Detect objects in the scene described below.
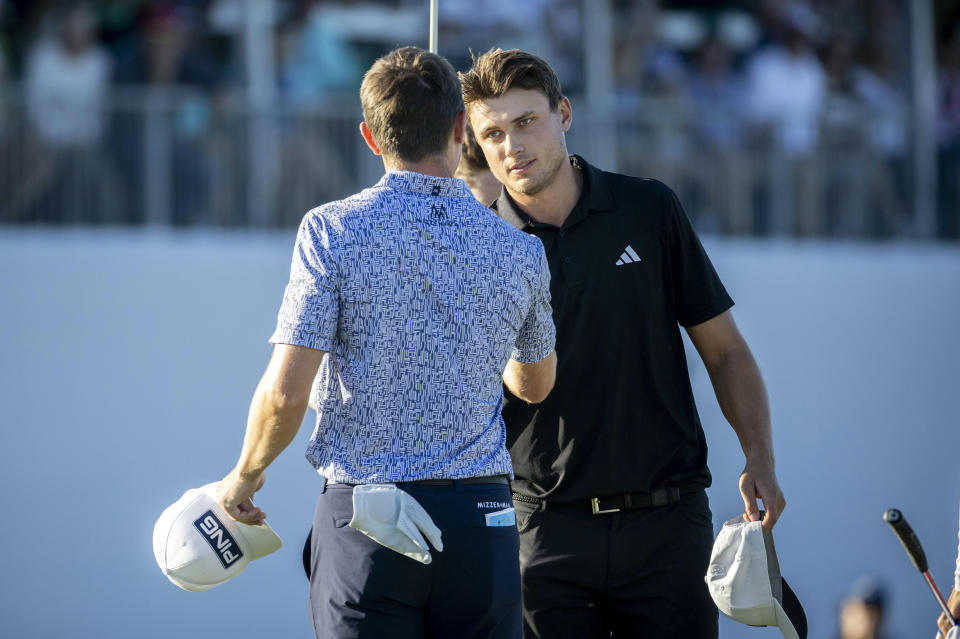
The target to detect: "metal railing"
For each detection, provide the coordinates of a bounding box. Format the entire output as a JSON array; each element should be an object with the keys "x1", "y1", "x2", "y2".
[
  {"x1": 0, "y1": 86, "x2": 375, "y2": 228},
  {"x1": 0, "y1": 85, "x2": 955, "y2": 239}
]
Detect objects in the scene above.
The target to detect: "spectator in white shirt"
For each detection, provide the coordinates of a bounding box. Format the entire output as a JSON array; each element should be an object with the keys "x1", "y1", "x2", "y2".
[
  {"x1": 25, "y1": 4, "x2": 110, "y2": 148},
  {"x1": 744, "y1": 2, "x2": 826, "y2": 157}
]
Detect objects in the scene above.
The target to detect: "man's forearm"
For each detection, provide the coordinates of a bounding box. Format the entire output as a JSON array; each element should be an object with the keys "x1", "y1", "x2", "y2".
[
  {"x1": 233, "y1": 344, "x2": 324, "y2": 478},
  {"x1": 688, "y1": 312, "x2": 783, "y2": 527},
  {"x1": 218, "y1": 344, "x2": 323, "y2": 523},
  {"x1": 235, "y1": 380, "x2": 309, "y2": 478},
  {"x1": 705, "y1": 343, "x2": 774, "y2": 465},
  {"x1": 503, "y1": 351, "x2": 557, "y2": 404}
]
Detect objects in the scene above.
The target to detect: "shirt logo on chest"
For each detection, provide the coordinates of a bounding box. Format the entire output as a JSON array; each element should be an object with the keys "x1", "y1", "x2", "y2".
[{"x1": 615, "y1": 245, "x2": 642, "y2": 266}]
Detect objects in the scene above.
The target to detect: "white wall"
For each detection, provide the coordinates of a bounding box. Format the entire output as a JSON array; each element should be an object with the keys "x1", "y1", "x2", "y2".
[{"x1": 1, "y1": 229, "x2": 957, "y2": 638}]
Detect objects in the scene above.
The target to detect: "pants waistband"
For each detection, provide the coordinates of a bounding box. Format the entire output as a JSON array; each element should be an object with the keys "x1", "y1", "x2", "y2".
[
  {"x1": 328, "y1": 475, "x2": 510, "y2": 488},
  {"x1": 513, "y1": 483, "x2": 703, "y2": 515}
]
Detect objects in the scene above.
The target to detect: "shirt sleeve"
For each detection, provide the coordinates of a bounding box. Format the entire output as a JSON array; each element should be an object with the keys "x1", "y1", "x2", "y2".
[
  {"x1": 660, "y1": 185, "x2": 734, "y2": 327},
  {"x1": 511, "y1": 242, "x2": 556, "y2": 363},
  {"x1": 269, "y1": 212, "x2": 340, "y2": 351}
]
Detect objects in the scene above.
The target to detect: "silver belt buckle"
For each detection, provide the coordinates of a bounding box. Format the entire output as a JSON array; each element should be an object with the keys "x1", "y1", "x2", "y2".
[{"x1": 590, "y1": 497, "x2": 620, "y2": 514}]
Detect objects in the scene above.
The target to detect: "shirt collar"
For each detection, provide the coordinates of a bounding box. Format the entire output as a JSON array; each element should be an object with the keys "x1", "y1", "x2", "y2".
[
  {"x1": 378, "y1": 170, "x2": 473, "y2": 199},
  {"x1": 493, "y1": 155, "x2": 616, "y2": 230}
]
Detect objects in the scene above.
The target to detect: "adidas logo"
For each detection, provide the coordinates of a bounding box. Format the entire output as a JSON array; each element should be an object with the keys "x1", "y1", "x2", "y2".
[{"x1": 615, "y1": 245, "x2": 642, "y2": 266}]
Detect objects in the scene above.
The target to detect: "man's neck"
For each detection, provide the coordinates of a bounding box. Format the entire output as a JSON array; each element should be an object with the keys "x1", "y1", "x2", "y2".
[
  {"x1": 384, "y1": 156, "x2": 454, "y2": 179},
  {"x1": 508, "y1": 158, "x2": 582, "y2": 228}
]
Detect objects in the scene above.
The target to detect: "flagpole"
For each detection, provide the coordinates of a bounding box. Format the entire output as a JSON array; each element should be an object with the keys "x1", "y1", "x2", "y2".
[{"x1": 429, "y1": 0, "x2": 438, "y2": 53}]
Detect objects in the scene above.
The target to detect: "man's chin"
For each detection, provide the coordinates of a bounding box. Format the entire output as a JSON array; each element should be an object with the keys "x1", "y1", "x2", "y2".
[{"x1": 508, "y1": 175, "x2": 547, "y2": 197}]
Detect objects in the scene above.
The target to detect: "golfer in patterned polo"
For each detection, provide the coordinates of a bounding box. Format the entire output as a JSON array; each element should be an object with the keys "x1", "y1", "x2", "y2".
[{"x1": 215, "y1": 46, "x2": 557, "y2": 639}]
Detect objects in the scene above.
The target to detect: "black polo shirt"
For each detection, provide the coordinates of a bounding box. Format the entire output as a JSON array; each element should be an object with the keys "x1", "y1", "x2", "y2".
[{"x1": 494, "y1": 155, "x2": 733, "y2": 503}]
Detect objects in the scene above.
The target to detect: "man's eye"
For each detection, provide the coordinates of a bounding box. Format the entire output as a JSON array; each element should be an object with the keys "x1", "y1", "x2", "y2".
[
  {"x1": 519, "y1": 118, "x2": 533, "y2": 127},
  {"x1": 487, "y1": 131, "x2": 503, "y2": 140}
]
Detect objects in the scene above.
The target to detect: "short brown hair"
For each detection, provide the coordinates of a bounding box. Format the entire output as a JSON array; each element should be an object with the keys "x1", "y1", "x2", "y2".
[
  {"x1": 360, "y1": 46, "x2": 464, "y2": 162},
  {"x1": 459, "y1": 121, "x2": 489, "y2": 172},
  {"x1": 459, "y1": 48, "x2": 564, "y2": 112}
]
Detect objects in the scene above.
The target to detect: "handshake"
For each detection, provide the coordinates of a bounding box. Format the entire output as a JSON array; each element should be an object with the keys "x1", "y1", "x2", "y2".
[{"x1": 349, "y1": 484, "x2": 444, "y2": 564}]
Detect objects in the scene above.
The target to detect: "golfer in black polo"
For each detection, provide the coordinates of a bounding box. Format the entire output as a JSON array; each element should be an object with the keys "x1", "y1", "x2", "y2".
[{"x1": 460, "y1": 49, "x2": 787, "y2": 638}]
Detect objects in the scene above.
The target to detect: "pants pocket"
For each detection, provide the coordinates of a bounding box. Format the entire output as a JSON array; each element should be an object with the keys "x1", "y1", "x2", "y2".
[
  {"x1": 513, "y1": 497, "x2": 543, "y2": 534},
  {"x1": 675, "y1": 489, "x2": 713, "y2": 531}
]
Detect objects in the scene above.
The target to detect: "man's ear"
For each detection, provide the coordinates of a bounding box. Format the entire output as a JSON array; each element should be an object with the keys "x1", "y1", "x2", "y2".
[
  {"x1": 452, "y1": 110, "x2": 466, "y2": 145},
  {"x1": 359, "y1": 122, "x2": 382, "y2": 156},
  {"x1": 558, "y1": 97, "x2": 573, "y2": 132}
]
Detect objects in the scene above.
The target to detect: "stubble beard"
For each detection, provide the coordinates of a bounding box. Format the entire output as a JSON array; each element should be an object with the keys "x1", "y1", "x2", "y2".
[{"x1": 508, "y1": 142, "x2": 568, "y2": 197}]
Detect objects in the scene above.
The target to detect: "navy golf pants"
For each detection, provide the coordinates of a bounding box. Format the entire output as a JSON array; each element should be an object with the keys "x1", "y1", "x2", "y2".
[
  {"x1": 515, "y1": 489, "x2": 718, "y2": 639},
  {"x1": 307, "y1": 480, "x2": 522, "y2": 639}
]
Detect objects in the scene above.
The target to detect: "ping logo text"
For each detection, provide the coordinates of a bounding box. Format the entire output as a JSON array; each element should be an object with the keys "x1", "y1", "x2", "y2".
[{"x1": 193, "y1": 510, "x2": 244, "y2": 568}]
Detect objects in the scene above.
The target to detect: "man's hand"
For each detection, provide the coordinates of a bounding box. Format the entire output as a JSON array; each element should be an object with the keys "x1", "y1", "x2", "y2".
[
  {"x1": 739, "y1": 462, "x2": 786, "y2": 532},
  {"x1": 217, "y1": 468, "x2": 267, "y2": 525},
  {"x1": 937, "y1": 588, "x2": 960, "y2": 637}
]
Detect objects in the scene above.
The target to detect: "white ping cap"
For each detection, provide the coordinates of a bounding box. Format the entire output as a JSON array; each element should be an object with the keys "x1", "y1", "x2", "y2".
[
  {"x1": 153, "y1": 482, "x2": 282, "y2": 592},
  {"x1": 705, "y1": 515, "x2": 807, "y2": 639}
]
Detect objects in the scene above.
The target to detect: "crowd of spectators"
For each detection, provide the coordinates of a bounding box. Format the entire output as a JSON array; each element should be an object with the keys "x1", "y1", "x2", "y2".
[{"x1": 0, "y1": 0, "x2": 956, "y2": 238}]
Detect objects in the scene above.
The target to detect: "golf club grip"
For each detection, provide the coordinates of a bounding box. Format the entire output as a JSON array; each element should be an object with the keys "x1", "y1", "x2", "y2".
[{"x1": 884, "y1": 508, "x2": 929, "y2": 572}]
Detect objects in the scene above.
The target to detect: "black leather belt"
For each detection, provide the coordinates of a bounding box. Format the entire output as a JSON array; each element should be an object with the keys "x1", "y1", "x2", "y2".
[{"x1": 513, "y1": 484, "x2": 701, "y2": 515}]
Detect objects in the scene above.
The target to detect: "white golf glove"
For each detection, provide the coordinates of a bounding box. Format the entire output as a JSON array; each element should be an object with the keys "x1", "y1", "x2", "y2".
[
  {"x1": 945, "y1": 626, "x2": 959, "y2": 639},
  {"x1": 348, "y1": 484, "x2": 443, "y2": 564}
]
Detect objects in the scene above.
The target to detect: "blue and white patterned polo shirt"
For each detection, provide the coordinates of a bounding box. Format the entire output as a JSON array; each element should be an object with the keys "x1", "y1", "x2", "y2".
[{"x1": 270, "y1": 170, "x2": 555, "y2": 483}]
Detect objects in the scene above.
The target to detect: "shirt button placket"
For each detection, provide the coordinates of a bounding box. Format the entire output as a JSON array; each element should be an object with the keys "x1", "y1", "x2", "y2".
[{"x1": 557, "y1": 229, "x2": 573, "y2": 279}]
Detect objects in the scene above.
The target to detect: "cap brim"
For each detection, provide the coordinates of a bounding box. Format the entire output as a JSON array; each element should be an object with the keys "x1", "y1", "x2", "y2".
[
  {"x1": 236, "y1": 519, "x2": 282, "y2": 559},
  {"x1": 773, "y1": 579, "x2": 807, "y2": 639}
]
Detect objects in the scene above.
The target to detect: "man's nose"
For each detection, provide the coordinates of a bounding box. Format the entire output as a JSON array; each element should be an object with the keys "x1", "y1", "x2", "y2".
[{"x1": 504, "y1": 135, "x2": 524, "y2": 157}]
